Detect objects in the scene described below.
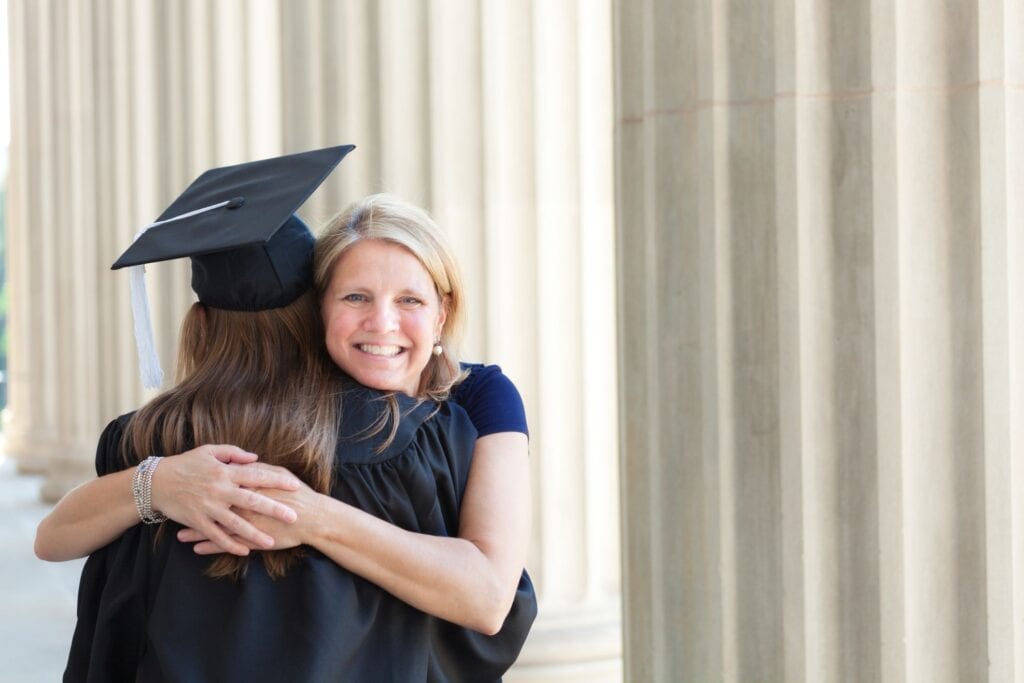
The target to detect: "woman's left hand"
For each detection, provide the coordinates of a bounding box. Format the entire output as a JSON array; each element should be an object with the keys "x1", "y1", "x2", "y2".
[{"x1": 177, "y1": 483, "x2": 325, "y2": 554}]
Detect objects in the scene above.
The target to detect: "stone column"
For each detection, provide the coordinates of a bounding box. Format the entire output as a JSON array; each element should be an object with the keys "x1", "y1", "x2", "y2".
[
  {"x1": 7, "y1": 0, "x2": 287, "y2": 499},
  {"x1": 3, "y1": 0, "x2": 42, "y2": 473},
  {"x1": 486, "y1": 2, "x2": 621, "y2": 678},
  {"x1": 6, "y1": 0, "x2": 116, "y2": 491},
  {"x1": 615, "y1": 1, "x2": 1023, "y2": 681}
]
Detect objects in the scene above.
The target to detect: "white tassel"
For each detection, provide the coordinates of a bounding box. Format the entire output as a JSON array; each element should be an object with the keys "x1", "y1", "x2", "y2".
[
  {"x1": 129, "y1": 264, "x2": 163, "y2": 389},
  {"x1": 121, "y1": 199, "x2": 233, "y2": 390}
]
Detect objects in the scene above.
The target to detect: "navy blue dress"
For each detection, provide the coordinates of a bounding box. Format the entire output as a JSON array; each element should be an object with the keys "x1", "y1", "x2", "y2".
[
  {"x1": 64, "y1": 378, "x2": 536, "y2": 682},
  {"x1": 449, "y1": 364, "x2": 529, "y2": 439}
]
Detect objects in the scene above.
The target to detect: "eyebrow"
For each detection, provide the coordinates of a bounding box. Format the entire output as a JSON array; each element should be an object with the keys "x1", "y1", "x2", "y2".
[{"x1": 332, "y1": 282, "x2": 433, "y2": 298}]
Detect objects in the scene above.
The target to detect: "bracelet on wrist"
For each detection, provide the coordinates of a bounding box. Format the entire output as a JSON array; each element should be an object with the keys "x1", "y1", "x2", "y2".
[{"x1": 132, "y1": 455, "x2": 168, "y2": 524}]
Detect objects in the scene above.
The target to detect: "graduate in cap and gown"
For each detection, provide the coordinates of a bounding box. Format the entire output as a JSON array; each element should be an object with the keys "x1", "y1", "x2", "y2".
[{"x1": 34, "y1": 146, "x2": 536, "y2": 682}]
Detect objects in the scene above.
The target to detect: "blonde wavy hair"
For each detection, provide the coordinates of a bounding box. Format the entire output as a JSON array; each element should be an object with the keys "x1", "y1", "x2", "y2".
[
  {"x1": 314, "y1": 193, "x2": 469, "y2": 402},
  {"x1": 123, "y1": 291, "x2": 340, "y2": 580}
]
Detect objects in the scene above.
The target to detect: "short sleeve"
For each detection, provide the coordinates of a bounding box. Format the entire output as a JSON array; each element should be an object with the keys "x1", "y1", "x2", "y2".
[
  {"x1": 450, "y1": 363, "x2": 529, "y2": 438},
  {"x1": 94, "y1": 414, "x2": 135, "y2": 476}
]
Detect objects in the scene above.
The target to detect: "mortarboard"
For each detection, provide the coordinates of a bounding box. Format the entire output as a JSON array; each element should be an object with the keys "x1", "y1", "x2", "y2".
[{"x1": 113, "y1": 144, "x2": 355, "y2": 388}]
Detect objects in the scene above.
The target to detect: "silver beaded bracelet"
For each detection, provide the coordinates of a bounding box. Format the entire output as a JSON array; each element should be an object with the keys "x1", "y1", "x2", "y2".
[{"x1": 132, "y1": 455, "x2": 168, "y2": 524}]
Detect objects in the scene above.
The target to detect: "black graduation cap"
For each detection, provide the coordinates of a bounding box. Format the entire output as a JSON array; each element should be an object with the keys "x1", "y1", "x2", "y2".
[
  {"x1": 113, "y1": 144, "x2": 355, "y2": 388},
  {"x1": 113, "y1": 144, "x2": 354, "y2": 310}
]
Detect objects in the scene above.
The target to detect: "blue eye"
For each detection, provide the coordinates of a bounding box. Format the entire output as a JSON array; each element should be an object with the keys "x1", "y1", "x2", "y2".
[
  {"x1": 342, "y1": 293, "x2": 368, "y2": 303},
  {"x1": 399, "y1": 296, "x2": 423, "y2": 306}
]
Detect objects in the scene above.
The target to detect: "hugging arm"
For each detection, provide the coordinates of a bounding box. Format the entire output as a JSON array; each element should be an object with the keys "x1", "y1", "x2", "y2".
[
  {"x1": 35, "y1": 419, "x2": 305, "y2": 561},
  {"x1": 317, "y1": 430, "x2": 530, "y2": 634},
  {"x1": 179, "y1": 431, "x2": 531, "y2": 635},
  {"x1": 178, "y1": 366, "x2": 533, "y2": 633}
]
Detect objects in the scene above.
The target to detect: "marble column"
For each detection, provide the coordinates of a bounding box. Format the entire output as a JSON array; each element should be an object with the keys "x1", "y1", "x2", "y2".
[{"x1": 615, "y1": 0, "x2": 1024, "y2": 681}]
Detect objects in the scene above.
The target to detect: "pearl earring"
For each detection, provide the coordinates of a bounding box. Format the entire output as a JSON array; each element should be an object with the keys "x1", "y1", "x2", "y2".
[{"x1": 432, "y1": 342, "x2": 443, "y2": 356}]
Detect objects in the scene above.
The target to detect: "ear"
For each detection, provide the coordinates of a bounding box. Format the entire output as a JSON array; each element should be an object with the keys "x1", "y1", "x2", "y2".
[{"x1": 435, "y1": 294, "x2": 449, "y2": 337}]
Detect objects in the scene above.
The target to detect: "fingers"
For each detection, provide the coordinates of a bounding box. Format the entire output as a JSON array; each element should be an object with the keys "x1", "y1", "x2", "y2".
[
  {"x1": 212, "y1": 508, "x2": 275, "y2": 550},
  {"x1": 229, "y1": 488, "x2": 297, "y2": 524},
  {"x1": 231, "y1": 463, "x2": 301, "y2": 492},
  {"x1": 191, "y1": 532, "x2": 260, "y2": 557},
  {"x1": 176, "y1": 528, "x2": 258, "y2": 557},
  {"x1": 190, "y1": 507, "x2": 264, "y2": 556},
  {"x1": 193, "y1": 540, "x2": 243, "y2": 555},
  {"x1": 177, "y1": 526, "x2": 262, "y2": 556},
  {"x1": 177, "y1": 528, "x2": 207, "y2": 543},
  {"x1": 205, "y1": 445, "x2": 259, "y2": 465},
  {"x1": 196, "y1": 521, "x2": 252, "y2": 557}
]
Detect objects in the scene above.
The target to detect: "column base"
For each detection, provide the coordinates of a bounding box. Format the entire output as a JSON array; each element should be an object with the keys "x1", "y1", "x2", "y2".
[
  {"x1": 507, "y1": 603, "x2": 622, "y2": 682},
  {"x1": 39, "y1": 459, "x2": 95, "y2": 503},
  {"x1": 4, "y1": 421, "x2": 61, "y2": 476}
]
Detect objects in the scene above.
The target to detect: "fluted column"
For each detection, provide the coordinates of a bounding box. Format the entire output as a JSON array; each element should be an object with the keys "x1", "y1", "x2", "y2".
[
  {"x1": 615, "y1": 0, "x2": 1023, "y2": 681},
  {"x1": 3, "y1": 0, "x2": 43, "y2": 472},
  {"x1": 9, "y1": 1, "x2": 621, "y2": 678},
  {"x1": 6, "y1": 0, "x2": 59, "y2": 476},
  {"x1": 6, "y1": 0, "x2": 114, "y2": 490},
  {"x1": 491, "y1": 2, "x2": 621, "y2": 678},
  {"x1": 6, "y1": 0, "x2": 290, "y2": 499}
]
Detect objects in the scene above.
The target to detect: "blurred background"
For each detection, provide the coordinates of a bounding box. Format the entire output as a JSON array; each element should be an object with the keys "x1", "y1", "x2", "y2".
[{"x1": 4, "y1": 1, "x2": 1024, "y2": 682}]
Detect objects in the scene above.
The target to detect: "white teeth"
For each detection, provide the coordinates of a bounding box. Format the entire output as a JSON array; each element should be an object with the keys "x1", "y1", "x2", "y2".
[{"x1": 358, "y1": 344, "x2": 402, "y2": 357}]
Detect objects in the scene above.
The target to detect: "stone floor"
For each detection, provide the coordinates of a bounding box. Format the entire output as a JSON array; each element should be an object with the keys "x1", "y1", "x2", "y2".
[{"x1": 0, "y1": 455, "x2": 84, "y2": 682}]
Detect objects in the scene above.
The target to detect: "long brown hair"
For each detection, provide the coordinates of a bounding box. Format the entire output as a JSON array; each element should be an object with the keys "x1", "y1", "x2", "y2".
[{"x1": 123, "y1": 290, "x2": 340, "y2": 580}]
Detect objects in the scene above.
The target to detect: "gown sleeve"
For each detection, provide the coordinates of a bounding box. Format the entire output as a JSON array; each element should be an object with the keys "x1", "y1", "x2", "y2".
[
  {"x1": 428, "y1": 571, "x2": 538, "y2": 682},
  {"x1": 64, "y1": 414, "x2": 153, "y2": 683}
]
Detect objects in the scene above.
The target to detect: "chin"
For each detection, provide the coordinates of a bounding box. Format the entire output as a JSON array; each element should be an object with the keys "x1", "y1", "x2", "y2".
[{"x1": 346, "y1": 368, "x2": 403, "y2": 394}]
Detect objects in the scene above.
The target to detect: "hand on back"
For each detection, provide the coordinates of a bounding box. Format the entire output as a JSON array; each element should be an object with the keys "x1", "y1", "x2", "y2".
[
  {"x1": 152, "y1": 445, "x2": 302, "y2": 556},
  {"x1": 176, "y1": 482, "x2": 324, "y2": 554}
]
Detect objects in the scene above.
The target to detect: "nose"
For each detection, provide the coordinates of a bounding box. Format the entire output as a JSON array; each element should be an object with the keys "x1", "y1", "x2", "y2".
[{"x1": 363, "y1": 300, "x2": 399, "y2": 333}]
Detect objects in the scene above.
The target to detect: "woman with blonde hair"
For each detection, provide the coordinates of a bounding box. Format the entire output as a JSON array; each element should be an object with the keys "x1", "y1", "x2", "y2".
[
  {"x1": 179, "y1": 192, "x2": 536, "y2": 675},
  {"x1": 312, "y1": 194, "x2": 534, "y2": 634}
]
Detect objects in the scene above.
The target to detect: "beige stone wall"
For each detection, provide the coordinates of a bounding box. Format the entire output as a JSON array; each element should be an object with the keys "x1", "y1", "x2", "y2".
[
  {"x1": 615, "y1": 0, "x2": 1023, "y2": 681},
  {"x1": 7, "y1": 1, "x2": 620, "y2": 678}
]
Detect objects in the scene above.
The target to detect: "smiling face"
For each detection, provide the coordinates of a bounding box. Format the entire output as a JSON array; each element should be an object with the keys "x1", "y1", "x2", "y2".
[{"x1": 321, "y1": 239, "x2": 447, "y2": 396}]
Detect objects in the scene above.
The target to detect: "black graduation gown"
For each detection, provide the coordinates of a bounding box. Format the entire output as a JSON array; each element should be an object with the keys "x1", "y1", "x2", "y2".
[{"x1": 64, "y1": 386, "x2": 537, "y2": 682}]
